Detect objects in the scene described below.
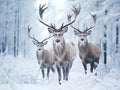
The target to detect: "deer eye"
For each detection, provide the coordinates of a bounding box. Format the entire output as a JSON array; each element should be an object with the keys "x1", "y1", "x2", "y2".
[
  {"x1": 54, "y1": 34, "x2": 57, "y2": 36},
  {"x1": 37, "y1": 44, "x2": 39, "y2": 46},
  {"x1": 38, "y1": 44, "x2": 43, "y2": 47},
  {"x1": 59, "y1": 34, "x2": 63, "y2": 36},
  {"x1": 83, "y1": 34, "x2": 87, "y2": 37},
  {"x1": 78, "y1": 34, "x2": 82, "y2": 37},
  {"x1": 42, "y1": 44, "x2": 44, "y2": 47},
  {"x1": 38, "y1": 48, "x2": 41, "y2": 51}
]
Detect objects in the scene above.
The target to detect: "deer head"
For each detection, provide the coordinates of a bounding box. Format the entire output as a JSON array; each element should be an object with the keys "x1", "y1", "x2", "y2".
[
  {"x1": 38, "y1": 4, "x2": 81, "y2": 46},
  {"x1": 68, "y1": 14, "x2": 96, "y2": 45},
  {"x1": 28, "y1": 25, "x2": 53, "y2": 51}
]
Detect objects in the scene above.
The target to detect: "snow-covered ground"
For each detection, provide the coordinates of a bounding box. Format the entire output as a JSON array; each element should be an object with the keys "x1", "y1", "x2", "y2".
[
  {"x1": 0, "y1": 55, "x2": 120, "y2": 90},
  {"x1": 0, "y1": 0, "x2": 120, "y2": 90}
]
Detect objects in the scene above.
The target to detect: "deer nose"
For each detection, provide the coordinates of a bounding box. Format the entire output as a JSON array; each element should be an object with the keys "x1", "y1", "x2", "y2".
[
  {"x1": 56, "y1": 39, "x2": 60, "y2": 43},
  {"x1": 81, "y1": 38, "x2": 84, "y2": 41},
  {"x1": 38, "y1": 48, "x2": 41, "y2": 51}
]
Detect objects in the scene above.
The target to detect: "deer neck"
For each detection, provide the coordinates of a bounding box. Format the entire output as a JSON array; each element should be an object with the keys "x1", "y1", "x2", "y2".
[
  {"x1": 78, "y1": 40, "x2": 89, "y2": 57},
  {"x1": 53, "y1": 38, "x2": 66, "y2": 59},
  {"x1": 36, "y1": 49, "x2": 44, "y2": 60}
]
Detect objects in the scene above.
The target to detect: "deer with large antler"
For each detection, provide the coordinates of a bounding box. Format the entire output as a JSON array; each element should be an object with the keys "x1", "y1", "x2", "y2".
[
  {"x1": 68, "y1": 14, "x2": 101, "y2": 76},
  {"x1": 38, "y1": 4, "x2": 80, "y2": 84},
  {"x1": 28, "y1": 26, "x2": 55, "y2": 79}
]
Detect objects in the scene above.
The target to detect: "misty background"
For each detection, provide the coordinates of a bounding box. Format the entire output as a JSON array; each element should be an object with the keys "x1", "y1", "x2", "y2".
[{"x1": 0, "y1": 0, "x2": 120, "y2": 90}]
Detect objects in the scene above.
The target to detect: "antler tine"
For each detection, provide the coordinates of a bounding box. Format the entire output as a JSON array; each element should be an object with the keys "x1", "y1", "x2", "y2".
[
  {"x1": 67, "y1": 13, "x2": 73, "y2": 22},
  {"x1": 27, "y1": 25, "x2": 40, "y2": 43},
  {"x1": 71, "y1": 25, "x2": 82, "y2": 33},
  {"x1": 38, "y1": 4, "x2": 53, "y2": 28},
  {"x1": 38, "y1": 18, "x2": 51, "y2": 27},
  {"x1": 67, "y1": 12, "x2": 82, "y2": 33},
  {"x1": 41, "y1": 35, "x2": 53, "y2": 43},
  {"x1": 28, "y1": 25, "x2": 33, "y2": 39},
  {"x1": 72, "y1": 4, "x2": 81, "y2": 18},
  {"x1": 90, "y1": 14, "x2": 96, "y2": 24},
  {"x1": 50, "y1": 23, "x2": 56, "y2": 29},
  {"x1": 28, "y1": 25, "x2": 32, "y2": 33},
  {"x1": 61, "y1": 23, "x2": 64, "y2": 28},
  {"x1": 39, "y1": 4, "x2": 48, "y2": 19},
  {"x1": 84, "y1": 14, "x2": 96, "y2": 32},
  {"x1": 61, "y1": 4, "x2": 81, "y2": 29}
]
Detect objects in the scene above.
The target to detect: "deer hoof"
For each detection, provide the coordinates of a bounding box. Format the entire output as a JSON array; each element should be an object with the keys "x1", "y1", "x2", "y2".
[
  {"x1": 95, "y1": 73, "x2": 97, "y2": 76},
  {"x1": 66, "y1": 78, "x2": 68, "y2": 81},
  {"x1": 59, "y1": 81, "x2": 61, "y2": 85}
]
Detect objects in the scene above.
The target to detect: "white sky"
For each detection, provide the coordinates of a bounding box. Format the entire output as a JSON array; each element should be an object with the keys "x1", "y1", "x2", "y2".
[{"x1": 35, "y1": 0, "x2": 66, "y2": 9}]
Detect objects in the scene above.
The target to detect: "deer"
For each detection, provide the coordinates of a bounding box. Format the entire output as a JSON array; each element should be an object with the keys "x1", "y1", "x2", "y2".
[
  {"x1": 38, "y1": 4, "x2": 80, "y2": 84},
  {"x1": 68, "y1": 14, "x2": 101, "y2": 76},
  {"x1": 28, "y1": 25, "x2": 55, "y2": 79}
]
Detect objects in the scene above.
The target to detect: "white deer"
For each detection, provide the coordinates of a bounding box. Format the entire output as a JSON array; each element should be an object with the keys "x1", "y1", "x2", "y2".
[
  {"x1": 38, "y1": 4, "x2": 80, "y2": 84},
  {"x1": 28, "y1": 26, "x2": 55, "y2": 79},
  {"x1": 69, "y1": 14, "x2": 101, "y2": 76}
]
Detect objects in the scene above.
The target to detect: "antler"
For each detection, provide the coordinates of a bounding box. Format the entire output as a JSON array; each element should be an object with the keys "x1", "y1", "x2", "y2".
[
  {"x1": 28, "y1": 25, "x2": 53, "y2": 44},
  {"x1": 68, "y1": 13, "x2": 96, "y2": 34},
  {"x1": 71, "y1": 26, "x2": 82, "y2": 33},
  {"x1": 84, "y1": 14, "x2": 96, "y2": 33},
  {"x1": 39, "y1": 4, "x2": 48, "y2": 19},
  {"x1": 28, "y1": 25, "x2": 40, "y2": 43},
  {"x1": 38, "y1": 4, "x2": 80, "y2": 31},
  {"x1": 72, "y1": 4, "x2": 81, "y2": 18},
  {"x1": 67, "y1": 11, "x2": 82, "y2": 33},
  {"x1": 38, "y1": 4, "x2": 55, "y2": 28},
  {"x1": 61, "y1": 4, "x2": 81, "y2": 29},
  {"x1": 41, "y1": 35, "x2": 53, "y2": 44}
]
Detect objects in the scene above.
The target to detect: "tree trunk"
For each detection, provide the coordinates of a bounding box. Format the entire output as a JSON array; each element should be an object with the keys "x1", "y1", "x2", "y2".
[
  {"x1": 103, "y1": 24, "x2": 107, "y2": 65},
  {"x1": 116, "y1": 24, "x2": 119, "y2": 53}
]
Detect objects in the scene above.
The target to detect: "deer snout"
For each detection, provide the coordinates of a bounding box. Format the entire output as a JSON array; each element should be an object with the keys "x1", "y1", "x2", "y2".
[
  {"x1": 38, "y1": 48, "x2": 41, "y2": 50},
  {"x1": 81, "y1": 38, "x2": 84, "y2": 41},
  {"x1": 56, "y1": 39, "x2": 60, "y2": 43}
]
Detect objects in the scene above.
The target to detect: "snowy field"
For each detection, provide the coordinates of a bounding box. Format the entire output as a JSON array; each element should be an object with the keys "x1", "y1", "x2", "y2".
[
  {"x1": 0, "y1": 55, "x2": 120, "y2": 90},
  {"x1": 0, "y1": 0, "x2": 120, "y2": 90}
]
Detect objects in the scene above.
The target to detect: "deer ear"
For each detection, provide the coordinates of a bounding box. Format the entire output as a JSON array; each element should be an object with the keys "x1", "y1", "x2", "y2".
[
  {"x1": 74, "y1": 30, "x2": 80, "y2": 36},
  {"x1": 86, "y1": 30, "x2": 92, "y2": 36},
  {"x1": 48, "y1": 27, "x2": 54, "y2": 33},
  {"x1": 32, "y1": 40, "x2": 38, "y2": 45},
  {"x1": 62, "y1": 27, "x2": 68, "y2": 33},
  {"x1": 43, "y1": 41, "x2": 48, "y2": 45}
]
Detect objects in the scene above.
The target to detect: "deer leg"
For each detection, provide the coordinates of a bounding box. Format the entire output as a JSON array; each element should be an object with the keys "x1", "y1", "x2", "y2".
[
  {"x1": 66, "y1": 63, "x2": 70, "y2": 81},
  {"x1": 41, "y1": 69, "x2": 45, "y2": 79},
  {"x1": 94, "y1": 57, "x2": 99, "y2": 76},
  {"x1": 94, "y1": 57, "x2": 99, "y2": 69},
  {"x1": 69, "y1": 62, "x2": 73, "y2": 69},
  {"x1": 40, "y1": 66, "x2": 45, "y2": 79},
  {"x1": 90, "y1": 61, "x2": 94, "y2": 73},
  {"x1": 51, "y1": 66, "x2": 55, "y2": 73},
  {"x1": 63, "y1": 61, "x2": 69, "y2": 81},
  {"x1": 47, "y1": 68, "x2": 50, "y2": 78},
  {"x1": 62, "y1": 67, "x2": 66, "y2": 80},
  {"x1": 56, "y1": 65, "x2": 61, "y2": 85},
  {"x1": 82, "y1": 62, "x2": 87, "y2": 74}
]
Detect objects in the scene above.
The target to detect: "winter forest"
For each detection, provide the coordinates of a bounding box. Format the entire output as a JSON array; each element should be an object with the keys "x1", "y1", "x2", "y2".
[{"x1": 0, "y1": 0, "x2": 120, "y2": 90}]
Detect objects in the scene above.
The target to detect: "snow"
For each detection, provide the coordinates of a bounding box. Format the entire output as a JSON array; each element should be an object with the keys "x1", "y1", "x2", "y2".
[
  {"x1": 0, "y1": 54, "x2": 120, "y2": 90},
  {"x1": 0, "y1": 0, "x2": 120, "y2": 90}
]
